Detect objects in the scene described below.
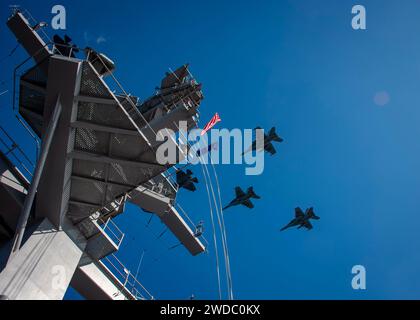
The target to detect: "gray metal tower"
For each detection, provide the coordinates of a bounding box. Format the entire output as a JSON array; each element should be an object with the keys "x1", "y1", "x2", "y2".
[{"x1": 0, "y1": 9, "x2": 205, "y2": 300}]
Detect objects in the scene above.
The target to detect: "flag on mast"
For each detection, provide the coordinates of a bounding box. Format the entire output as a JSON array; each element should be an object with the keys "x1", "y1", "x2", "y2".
[{"x1": 201, "y1": 113, "x2": 221, "y2": 135}]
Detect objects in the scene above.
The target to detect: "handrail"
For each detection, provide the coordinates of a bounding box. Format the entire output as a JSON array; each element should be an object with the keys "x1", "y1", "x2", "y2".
[
  {"x1": 101, "y1": 253, "x2": 154, "y2": 300},
  {"x1": 11, "y1": 39, "x2": 86, "y2": 160},
  {"x1": 161, "y1": 171, "x2": 178, "y2": 192},
  {"x1": 15, "y1": 115, "x2": 40, "y2": 160},
  {"x1": 97, "y1": 215, "x2": 125, "y2": 247},
  {"x1": 175, "y1": 202, "x2": 209, "y2": 249},
  {"x1": 92, "y1": 54, "x2": 171, "y2": 155},
  {"x1": 19, "y1": 8, "x2": 53, "y2": 46},
  {"x1": 0, "y1": 126, "x2": 35, "y2": 179}
]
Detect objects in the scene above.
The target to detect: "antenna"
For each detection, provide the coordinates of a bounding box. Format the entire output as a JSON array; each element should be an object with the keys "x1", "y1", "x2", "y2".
[{"x1": 8, "y1": 5, "x2": 20, "y2": 15}]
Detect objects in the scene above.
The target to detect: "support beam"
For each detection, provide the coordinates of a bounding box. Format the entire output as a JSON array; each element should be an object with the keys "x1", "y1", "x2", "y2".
[
  {"x1": 71, "y1": 255, "x2": 136, "y2": 300},
  {"x1": 76, "y1": 95, "x2": 119, "y2": 106},
  {"x1": 0, "y1": 218, "x2": 87, "y2": 300},
  {"x1": 6, "y1": 12, "x2": 51, "y2": 68},
  {"x1": 35, "y1": 55, "x2": 83, "y2": 228},
  {"x1": 68, "y1": 151, "x2": 165, "y2": 170},
  {"x1": 9, "y1": 96, "x2": 62, "y2": 256},
  {"x1": 71, "y1": 121, "x2": 138, "y2": 136},
  {"x1": 20, "y1": 79, "x2": 46, "y2": 94},
  {"x1": 19, "y1": 107, "x2": 44, "y2": 124},
  {"x1": 71, "y1": 174, "x2": 137, "y2": 189},
  {"x1": 68, "y1": 199, "x2": 102, "y2": 208},
  {"x1": 161, "y1": 205, "x2": 205, "y2": 256}
]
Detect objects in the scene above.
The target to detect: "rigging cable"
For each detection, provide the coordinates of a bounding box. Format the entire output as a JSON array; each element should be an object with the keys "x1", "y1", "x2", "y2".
[
  {"x1": 209, "y1": 158, "x2": 234, "y2": 299},
  {"x1": 201, "y1": 158, "x2": 234, "y2": 299},
  {"x1": 176, "y1": 123, "x2": 231, "y2": 299},
  {"x1": 154, "y1": 70, "x2": 225, "y2": 298},
  {"x1": 172, "y1": 116, "x2": 223, "y2": 300},
  {"x1": 198, "y1": 155, "x2": 223, "y2": 300},
  {"x1": 171, "y1": 74, "x2": 234, "y2": 298},
  {"x1": 0, "y1": 43, "x2": 20, "y2": 65},
  {"x1": 169, "y1": 88, "x2": 234, "y2": 298},
  {"x1": 134, "y1": 249, "x2": 145, "y2": 280},
  {"x1": 202, "y1": 158, "x2": 233, "y2": 299}
]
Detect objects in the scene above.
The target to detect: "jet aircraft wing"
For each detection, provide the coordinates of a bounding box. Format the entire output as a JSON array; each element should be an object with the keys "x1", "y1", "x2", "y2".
[
  {"x1": 235, "y1": 186, "x2": 246, "y2": 197},
  {"x1": 302, "y1": 220, "x2": 313, "y2": 230},
  {"x1": 241, "y1": 199, "x2": 254, "y2": 209},
  {"x1": 295, "y1": 207, "x2": 304, "y2": 218},
  {"x1": 182, "y1": 181, "x2": 197, "y2": 192},
  {"x1": 176, "y1": 170, "x2": 189, "y2": 183},
  {"x1": 264, "y1": 142, "x2": 276, "y2": 155}
]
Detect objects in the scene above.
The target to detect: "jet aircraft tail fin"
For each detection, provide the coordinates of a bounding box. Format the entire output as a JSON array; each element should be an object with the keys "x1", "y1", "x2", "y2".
[
  {"x1": 247, "y1": 187, "x2": 260, "y2": 199},
  {"x1": 268, "y1": 127, "x2": 283, "y2": 142},
  {"x1": 306, "y1": 207, "x2": 320, "y2": 220}
]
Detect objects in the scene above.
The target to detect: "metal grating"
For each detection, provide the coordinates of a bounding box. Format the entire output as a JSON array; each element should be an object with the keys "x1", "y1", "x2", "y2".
[
  {"x1": 66, "y1": 61, "x2": 192, "y2": 225},
  {"x1": 71, "y1": 179, "x2": 105, "y2": 205},
  {"x1": 72, "y1": 159, "x2": 107, "y2": 178},
  {"x1": 68, "y1": 202, "x2": 97, "y2": 222},
  {"x1": 74, "y1": 127, "x2": 109, "y2": 155},
  {"x1": 79, "y1": 62, "x2": 112, "y2": 98},
  {"x1": 105, "y1": 184, "x2": 127, "y2": 203},
  {"x1": 109, "y1": 134, "x2": 148, "y2": 161},
  {"x1": 107, "y1": 162, "x2": 147, "y2": 186},
  {"x1": 77, "y1": 101, "x2": 134, "y2": 130}
]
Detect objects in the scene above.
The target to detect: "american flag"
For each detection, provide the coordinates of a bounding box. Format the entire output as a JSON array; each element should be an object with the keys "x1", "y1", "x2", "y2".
[{"x1": 200, "y1": 113, "x2": 221, "y2": 135}]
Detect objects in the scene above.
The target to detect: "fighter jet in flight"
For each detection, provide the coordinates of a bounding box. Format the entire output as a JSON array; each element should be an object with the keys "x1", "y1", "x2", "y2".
[
  {"x1": 280, "y1": 207, "x2": 320, "y2": 231},
  {"x1": 223, "y1": 186, "x2": 260, "y2": 210},
  {"x1": 243, "y1": 127, "x2": 283, "y2": 156},
  {"x1": 176, "y1": 169, "x2": 198, "y2": 191}
]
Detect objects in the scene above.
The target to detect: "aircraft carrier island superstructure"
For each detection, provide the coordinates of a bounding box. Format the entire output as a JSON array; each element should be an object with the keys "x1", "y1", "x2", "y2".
[{"x1": 0, "y1": 9, "x2": 205, "y2": 300}]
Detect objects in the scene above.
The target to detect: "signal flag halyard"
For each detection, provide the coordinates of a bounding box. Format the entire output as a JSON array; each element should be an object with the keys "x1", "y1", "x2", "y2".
[{"x1": 201, "y1": 113, "x2": 221, "y2": 135}]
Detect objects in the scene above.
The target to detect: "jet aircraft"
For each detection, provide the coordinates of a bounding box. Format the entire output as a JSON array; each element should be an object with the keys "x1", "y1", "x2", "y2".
[
  {"x1": 280, "y1": 207, "x2": 320, "y2": 231},
  {"x1": 243, "y1": 127, "x2": 283, "y2": 155},
  {"x1": 176, "y1": 169, "x2": 198, "y2": 191},
  {"x1": 223, "y1": 186, "x2": 260, "y2": 210}
]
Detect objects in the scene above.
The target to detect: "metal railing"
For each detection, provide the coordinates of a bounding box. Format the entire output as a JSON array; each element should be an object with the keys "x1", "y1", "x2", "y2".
[
  {"x1": 10, "y1": 37, "x2": 85, "y2": 160},
  {"x1": 0, "y1": 126, "x2": 35, "y2": 179},
  {"x1": 16, "y1": 8, "x2": 53, "y2": 47},
  {"x1": 144, "y1": 172, "x2": 178, "y2": 199},
  {"x1": 175, "y1": 202, "x2": 209, "y2": 249},
  {"x1": 101, "y1": 253, "x2": 154, "y2": 300},
  {"x1": 96, "y1": 215, "x2": 125, "y2": 248},
  {"x1": 11, "y1": 40, "x2": 53, "y2": 161},
  {"x1": 161, "y1": 171, "x2": 179, "y2": 194}
]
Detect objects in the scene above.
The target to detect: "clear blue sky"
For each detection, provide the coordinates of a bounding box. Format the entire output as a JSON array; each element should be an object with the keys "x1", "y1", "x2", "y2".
[{"x1": 2, "y1": 0, "x2": 420, "y2": 300}]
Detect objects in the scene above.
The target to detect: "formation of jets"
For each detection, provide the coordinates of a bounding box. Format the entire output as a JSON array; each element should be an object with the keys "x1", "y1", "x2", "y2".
[
  {"x1": 223, "y1": 126, "x2": 320, "y2": 231},
  {"x1": 174, "y1": 124, "x2": 319, "y2": 232}
]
